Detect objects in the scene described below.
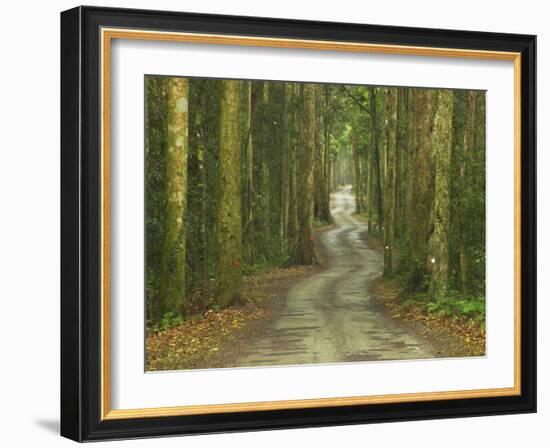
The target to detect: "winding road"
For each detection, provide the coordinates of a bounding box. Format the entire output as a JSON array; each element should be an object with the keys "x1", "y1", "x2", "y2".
[{"x1": 235, "y1": 186, "x2": 432, "y2": 367}]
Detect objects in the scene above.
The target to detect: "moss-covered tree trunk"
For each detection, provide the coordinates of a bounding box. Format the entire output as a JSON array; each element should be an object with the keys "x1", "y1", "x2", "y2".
[
  {"x1": 399, "y1": 89, "x2": 417, "y2": 275},
  {"x1": 448, "y1": 91, "x2": 467, "y2": 289},
  {"x1": 293, "y1": 84, "x2": 316, "y2": 265},
  {"x1": 383, "y1": 88, "x2": 397, "y2": 275},
  {"x1": 351, "y1": 125, "x2": 363, "y2": 214},
  {"x1": 430, "y1": 90, "x2": 454, "y2": 299},
  {"x1": 257, "y1": 83, "x2": 271, "y2": 261},
  {"x1": 267, "y1": 81, "x2": 285, "y2": 262},
  {"x1": 317, "y1": 87, "x2": 333, "y2": 224},
  {"x1": 187, "y1": 85, "x2": 208, "y2": 306},
  {"x1": 458, "y1": 91, "x2": 476, "y2": 294},
  {"x1": 145, "y1": 77, "x2": 168, "y2": 322},
  {"x1": 287, "y1": 139, "x2": 298, "y2": 255},
  {"x1": 394, "y1": 88, "x2": 407, "y2": 240},
  {"x1": 326, "y1": 136, "x2": 333, "y2": 197},
  {"x1": 281, "y1": 83, "x2": 291, "y2": 256},
  {"x1": 471, "y1": 92, "x2": 487, "y2": 295},
  {"x1": 216, "y1": 80, "x2": 242, "y2": 307},
  {"x1": 243, "y1": 81, "x2": 255, "y2": 264},
  {"x1": 287, "y1": 84, "x2": 299, "y2": 257},
  {"x1": 408, "y1": 88, "x2": 436, "y2": 288},
  {"x1": 158, "y1": 77, "x2": 189, "y2": 318},
  {"x1": 313, "y1": 93, "x2": 332, "y2": 224},
  {"x1": 369, "y1": 87, "x2": 384, "y2": 231},
  {"x1": 404, "y1": 88, "x2": 417, "y2": 230},
  {"x1": 366, "y1": 130, "x2": 374, "y2": 232},
  {"x1": 332, "y1": 157, "x2": 338, "y2": 190},
  {"x1": 324, "y1": 88, "x2": 333, "y2": 200}
]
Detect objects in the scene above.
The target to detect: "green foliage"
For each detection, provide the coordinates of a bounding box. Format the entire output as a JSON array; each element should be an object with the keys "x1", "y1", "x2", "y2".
[
  {"x1": 240, "y1": 261, "x2": 273, "y2": 276},
  {"x1": 150, "y1": 311, "x2": 185, "y2": 333},
  {"x1": 312, "y1": 217, "x2": 325, "y2": 228},
  {"x1": 399, "y1": 288, "x2": 485, "y2": 323},
  {"x1": 424, "y1": 296, "x2": 485, "y2": 322}
]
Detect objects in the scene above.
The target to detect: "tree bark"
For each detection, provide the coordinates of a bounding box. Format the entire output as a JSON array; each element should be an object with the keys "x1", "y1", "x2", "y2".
[
  {"x1": 394, "y1": 88, "x2": 407, "y2": 240},
  {"x1": 216, "y1": 80, "x2": 242, "y2": 307},
  {"x1": 159, "y1": 77, "x2": 189, "y2": 317},
  {"x1": 352, "y1": 125, "x2": 363, "y2": 214},
  {"x1": 313, "y1": 87, "x2": 332, "y2": 224},
  {"x1": 243, "y1": 81, "x2": 255, "y2": 264},
  {"x1": 293, "y1": 84, "x2": 316, "y2": 265},
  {"x1": 281, "y1": 84, "x2": 290, "y2": 257},
  {"x1": 458, "y1": 91, "x2": 476, "y2": 294},
  {"x1": 408, "y1": 88, "x2": 436, "y2": 288},
  {"x1": 471, "y1": 92, "x2": 486, "y2": 295},
  {"x1": 369, "y1": 87, "x2": 384, "y2": 230},
  {"x1": 287, "y1": 84, "x2": 299, "y2": 257},
  {"x1": 189, "y1": 86, "x2": 208, "y2": 305},
  {"x1": 145, "y1": 77, "x2": 168, "y2": 322},
  {"x1": 383, "y1": 88, "x2": 397, "y2": 275},
  {"x1": 430, "y1": 90, "x2": 454, "y2": 299}
]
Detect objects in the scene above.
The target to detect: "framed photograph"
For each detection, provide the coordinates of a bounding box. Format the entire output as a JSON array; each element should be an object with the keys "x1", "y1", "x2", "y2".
[{"x1": 60, "y1": 6, "x2": 536, "y2": 441}]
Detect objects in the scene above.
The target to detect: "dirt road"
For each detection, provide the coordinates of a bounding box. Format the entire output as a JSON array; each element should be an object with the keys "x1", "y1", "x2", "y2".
[{"x1": 234, "y1": 186, "x2": 433, "y2": 367}]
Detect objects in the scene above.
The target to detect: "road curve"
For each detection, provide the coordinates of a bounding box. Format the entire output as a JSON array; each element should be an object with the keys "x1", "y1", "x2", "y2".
[{"x1": 234, "y1": 186, "x2": 433, "y2": 367}]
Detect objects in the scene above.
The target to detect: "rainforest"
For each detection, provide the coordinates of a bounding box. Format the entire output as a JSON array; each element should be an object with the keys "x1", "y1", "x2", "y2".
[{"x1": 145, "y1": 76, "x2": 486, "y2": 371}]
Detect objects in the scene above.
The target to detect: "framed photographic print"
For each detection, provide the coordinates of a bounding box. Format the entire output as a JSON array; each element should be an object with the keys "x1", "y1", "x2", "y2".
[{"x1": 60, "y1": 6, "x2": 536, "y2": 442}]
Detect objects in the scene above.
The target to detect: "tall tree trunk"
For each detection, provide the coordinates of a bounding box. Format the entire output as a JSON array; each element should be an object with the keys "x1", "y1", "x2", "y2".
[
  {"x1": 313, "y1": 89, "x2": 332, "y2": 224},
  {"x1": 394, "y1": 88, "x2": 407, "y2": 240},
  {"x1": 369, "y1": 87, "x2": 384, "y2": 230},
  {"x1": 327, "y1": 145, "x2": 333, "y2": 196},
  {"x1": 324, "y1": 93, "x2": 333, "y2": 199},
  {"x1": 260, "y1": 84, "x2": 271, "y2": 261},
  {"x1": 145, "y1": 77, "x2": 168, "y2": 322},
  {"x1": 404, "y1": 88, "x2": 417, "y2": 237},
  {"x1": 352, "y1": 125, "x2": 363, "y2": 214},
  {"x1": 267, "y1": 81, "x2": 285, "y2": 262},
  {"x1": 458, "y1": 91, "x2": 476, "y2": 294},
  {"x1": 400, "y1": 88, "x2": 416, "y2": 275},
  {"x1": 332, "y1": 158, "x2": 337, "y2": 190},
  {"x1": 472, "y1": 92, "x2": 487, "y2": 295},
  {"x1": 243, "y1": 81, "x2": 255, "y2": 264},
  {"x1": 323, "y1": 88, "x2": 333, "y2": 219},
  {"x1": 158, "y1": 77, "x2": 189, "y2": 317},
  {"x1": 216, "y1": 80, "x2": 242, "y2": 307},
  {"x1": 287, "y1": 85, "x2": 298, "y2": 257},
  {"x1": 293, "y1": 84, "x2": 316, "y2": 265},
  {"x1": 281, "y1": 84, "x2": 290, "y2": 257},
  {"x1": 408, "y1": 88, "x2": 436, "y2": 288},
  {"x1": 383, "y1": 88, "x2": 397, "y2": 275},
  {"x1": 430, "y1": 90, "x2": 454, "y2": 299},
  {"x1": 187, "y1": 88, "x2": 208, "y2": 306},
  {"x1": 366, "y1": 129, "x2": 375, "y2": 232}
]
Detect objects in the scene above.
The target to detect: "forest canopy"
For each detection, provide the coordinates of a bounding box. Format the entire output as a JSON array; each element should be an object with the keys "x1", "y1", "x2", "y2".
[{"x1": 145, "y1": 76, "x2": 486, "y2": 328}]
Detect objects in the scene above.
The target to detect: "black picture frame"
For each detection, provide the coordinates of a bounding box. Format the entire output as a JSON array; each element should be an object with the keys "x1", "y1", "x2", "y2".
[{"x1": 61, "y1": 5, "x2": 536, "y2": 442}]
